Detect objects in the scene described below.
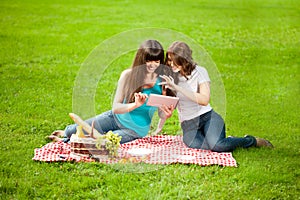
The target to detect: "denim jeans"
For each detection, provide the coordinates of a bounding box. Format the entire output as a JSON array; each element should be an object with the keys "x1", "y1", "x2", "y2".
[
  {"x1": 181, "y1": 110, "x2": 256, "y2": 152},
  {"x1": 63, "y1": 110, "x2": 142, "y2": 144}
]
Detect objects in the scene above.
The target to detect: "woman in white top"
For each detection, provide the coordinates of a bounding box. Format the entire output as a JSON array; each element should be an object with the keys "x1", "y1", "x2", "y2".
[{"x1": 160, "y1": 41, "x2": 273, "y2": 152}]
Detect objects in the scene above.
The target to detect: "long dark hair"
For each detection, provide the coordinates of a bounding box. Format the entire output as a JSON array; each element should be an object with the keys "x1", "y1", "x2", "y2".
[
  {"x1": 123, "y1": 40, "x2": 165, "y2": 103},
  {"x1": 166, "y1": 41, "x2": 197, "y2": 80}
]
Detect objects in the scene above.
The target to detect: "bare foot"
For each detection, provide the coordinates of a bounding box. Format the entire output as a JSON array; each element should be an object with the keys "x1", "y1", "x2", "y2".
[
  {"x1": 48, "y1": 135, "x2": 63, "y2": 142},
  {"x1": 51, "y1": 130, "x2": 64, "y2": 137}
]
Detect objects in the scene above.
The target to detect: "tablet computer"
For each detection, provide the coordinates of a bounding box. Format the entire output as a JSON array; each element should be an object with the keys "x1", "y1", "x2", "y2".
[{"x1": 146, "y1": 94, "x2": 179, "y2": 107}]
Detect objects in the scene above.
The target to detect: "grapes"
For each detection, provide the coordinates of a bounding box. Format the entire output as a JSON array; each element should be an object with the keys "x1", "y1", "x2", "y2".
[{"x1": 96, "y1": 131, "x2": 122, "y2": 157}]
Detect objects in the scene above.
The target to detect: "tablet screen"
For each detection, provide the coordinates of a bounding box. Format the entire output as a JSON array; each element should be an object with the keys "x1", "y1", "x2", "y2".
[{"x1": 146, "y1": 94, "x2": 179, "y2": 107}]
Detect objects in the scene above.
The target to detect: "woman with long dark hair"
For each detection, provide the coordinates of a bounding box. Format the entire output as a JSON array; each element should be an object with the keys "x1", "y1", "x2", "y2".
[{"x1": 49, "y1": 40, "x2": 174, "y2": 144}]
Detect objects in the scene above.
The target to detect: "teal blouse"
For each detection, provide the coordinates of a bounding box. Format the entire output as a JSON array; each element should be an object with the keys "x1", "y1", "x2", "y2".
[{"x1": 115, "y1": 79, "x2": 162, "y2": 137}]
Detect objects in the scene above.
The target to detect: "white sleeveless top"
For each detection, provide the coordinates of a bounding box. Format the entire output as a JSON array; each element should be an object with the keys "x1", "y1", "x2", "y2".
[{"x1": 177, "y1": 66, "x2": 212, "y2": 122}]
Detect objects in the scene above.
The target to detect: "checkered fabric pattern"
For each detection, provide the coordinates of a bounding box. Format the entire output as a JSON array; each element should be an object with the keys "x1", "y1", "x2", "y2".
[{"x1": 33, "y1": 135, "x2": 237, "y2": 167}]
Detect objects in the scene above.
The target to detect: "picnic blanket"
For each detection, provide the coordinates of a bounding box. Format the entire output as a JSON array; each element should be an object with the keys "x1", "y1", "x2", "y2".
[{"x1": 33, "y1": 135, "x2": 237, "y2": 167}]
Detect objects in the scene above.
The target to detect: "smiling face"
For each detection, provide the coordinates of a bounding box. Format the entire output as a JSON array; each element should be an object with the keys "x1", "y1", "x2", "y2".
[
  {"x1": 167, "y1": 54, "x2": 181, "y2": 73},
  {"x1": 146, "y1": 60, "x2": 160, "y2": 73}
]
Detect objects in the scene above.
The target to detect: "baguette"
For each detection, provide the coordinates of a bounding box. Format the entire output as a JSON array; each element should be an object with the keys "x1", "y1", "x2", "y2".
[{"x1": 69, "y1": 113, "x2": 101, "y2": 138}]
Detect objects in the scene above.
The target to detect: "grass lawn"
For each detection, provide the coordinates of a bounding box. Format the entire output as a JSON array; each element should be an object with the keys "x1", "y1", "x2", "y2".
[{"x1": 0, "y1": 0, "x2": 299, "y2": 199}]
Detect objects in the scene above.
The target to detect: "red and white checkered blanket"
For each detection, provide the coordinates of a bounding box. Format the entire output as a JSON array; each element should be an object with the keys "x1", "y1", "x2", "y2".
[{"x1": 33, "y1": 135, "x2": 237, "y2": 167}]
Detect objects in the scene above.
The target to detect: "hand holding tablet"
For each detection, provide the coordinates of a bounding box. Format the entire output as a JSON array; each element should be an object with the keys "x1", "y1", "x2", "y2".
[{"x1": 146, "y1": 94, "x2": 179, "y2": 107}]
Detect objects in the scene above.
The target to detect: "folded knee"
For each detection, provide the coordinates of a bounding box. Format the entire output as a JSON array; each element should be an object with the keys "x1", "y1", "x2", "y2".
[{"x1": 183, "y1": 137, "x2": 200, "y2": 149}]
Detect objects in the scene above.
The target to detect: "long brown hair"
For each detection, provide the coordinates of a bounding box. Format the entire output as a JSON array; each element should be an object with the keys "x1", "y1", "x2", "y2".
[
  {"x1": 123, "y1": 40, "x2": 165, "y2": 103},
  {"x1": 166, "y1": 41, "x2": 197, "y2": 80}
]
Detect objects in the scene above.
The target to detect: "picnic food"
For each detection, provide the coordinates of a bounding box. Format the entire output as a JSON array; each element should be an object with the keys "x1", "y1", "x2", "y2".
[
  {"x1": 70, "y1": 126, "x2": 109, "y2": 157},
  {"x1": 68, "y1": 113, "x2": 122, "y2": 158},
  {"x1": 69, "y1": 113, "x2": 101, "y2": 138},
  {"x1": 69, "y1": 125, "x2": 122, "y2": 159},
  {"x1": 70, "y1": 134, "x2": 109, "y2": 156},
  {"x1": 96, "y1": 131, "x2": 122, "y2": 157}
]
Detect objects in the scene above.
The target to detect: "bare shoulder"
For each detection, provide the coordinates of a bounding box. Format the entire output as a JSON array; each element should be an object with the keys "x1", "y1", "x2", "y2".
[
  {"x1": 118, "y1": 68, "x2": 131, "y2": 83},
  {"x1": 120, "y1": 69, "x2": 132, "y2": 77}
]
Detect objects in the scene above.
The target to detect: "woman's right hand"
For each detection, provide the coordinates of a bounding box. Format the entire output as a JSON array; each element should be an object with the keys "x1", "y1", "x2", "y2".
[
  {"x1": 159, "y1": 75, "x2": 177, "y2": 91},
  {"x1": 134, "y1": 92, "x2": 148, "y2": 107}
]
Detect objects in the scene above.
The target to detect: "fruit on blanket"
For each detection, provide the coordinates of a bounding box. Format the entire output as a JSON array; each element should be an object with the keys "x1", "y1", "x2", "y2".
[
  {"x1": 118, "y1": 158, "x2": 127, "y2": 163},
  {"x1": 96, "y1": 131, "x2": 122, "y2": 157}
]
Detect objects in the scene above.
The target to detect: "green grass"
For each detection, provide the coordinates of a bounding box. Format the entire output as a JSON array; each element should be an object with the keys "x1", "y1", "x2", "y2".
[{"x1": 1, "y1": 0, "x2": 299, "y2": 199}]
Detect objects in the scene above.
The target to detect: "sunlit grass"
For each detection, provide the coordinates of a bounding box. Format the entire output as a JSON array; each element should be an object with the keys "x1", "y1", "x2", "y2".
[{"x1": 0, "y1": 0, "x2": 299, "y2": 199}]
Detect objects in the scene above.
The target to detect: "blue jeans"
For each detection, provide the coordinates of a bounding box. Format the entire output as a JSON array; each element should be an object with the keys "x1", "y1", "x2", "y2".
[
  {"x1": 63, "y1": 110, "x2": 142, "y2": 144},
  {"x1": 181, "y1": 110, "x2": 256, "y2": 152}
]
